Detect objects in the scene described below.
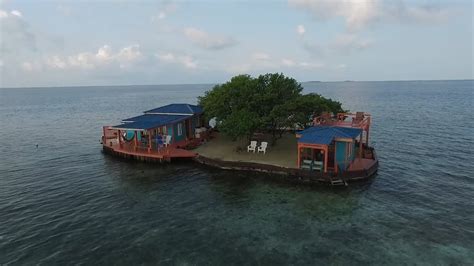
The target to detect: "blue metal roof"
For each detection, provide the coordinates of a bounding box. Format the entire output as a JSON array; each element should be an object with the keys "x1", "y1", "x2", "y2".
[
  {"x1": 112, "y1": 114, "x2": 191, "y2": 130},
  {"x1": 144, "y1": 103, "x2": 203, "y2": 115},
  {"x1": 297, "y1": 126, "x2": 362, "y2": 145}
]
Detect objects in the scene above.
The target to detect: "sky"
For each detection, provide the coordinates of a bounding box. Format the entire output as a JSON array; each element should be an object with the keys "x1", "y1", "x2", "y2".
[{"x1": 0, "y1": 0, "x2": 472, "y2": 88}]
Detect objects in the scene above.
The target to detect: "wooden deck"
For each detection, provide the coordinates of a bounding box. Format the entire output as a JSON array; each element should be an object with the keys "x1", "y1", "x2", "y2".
[
  {"x1": 103, "y1": 142, "x2": 197, "y2": 162},
  {"x1": 347, "y1": 158, "x2": 376, "y2": 171}
]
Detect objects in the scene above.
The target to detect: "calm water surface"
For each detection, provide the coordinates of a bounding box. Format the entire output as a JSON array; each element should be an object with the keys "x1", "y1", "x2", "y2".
[{"x1": 0, "y1": 80, "x2": 473, "y2": 265}]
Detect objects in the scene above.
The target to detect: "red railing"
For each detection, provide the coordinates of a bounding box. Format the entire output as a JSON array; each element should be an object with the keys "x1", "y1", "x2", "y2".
[{"x1": 313, "y1": 112, "x2": 371, "y2": 129}]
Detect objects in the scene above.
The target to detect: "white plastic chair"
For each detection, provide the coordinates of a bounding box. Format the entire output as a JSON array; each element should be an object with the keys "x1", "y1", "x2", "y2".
[
  {"x1": 164, "y1": 135, "x2": 172, "y2": 147},
  {"x1": 247, "y1": 141, "x2": 257, "y2": 153},
  {"x1": 257, "y1": 142, "x2": 268, "y2": 154}
]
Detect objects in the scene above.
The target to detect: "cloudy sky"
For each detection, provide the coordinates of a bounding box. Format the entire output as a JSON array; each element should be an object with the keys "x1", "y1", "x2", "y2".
[{"x1": 0, "y1": 0, "x2": 472, "y2": 87}]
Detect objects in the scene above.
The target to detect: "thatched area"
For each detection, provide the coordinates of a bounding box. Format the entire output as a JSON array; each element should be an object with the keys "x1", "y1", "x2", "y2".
[{"x1": 194, "y1": 132, "x2": 298, "y2": 168}]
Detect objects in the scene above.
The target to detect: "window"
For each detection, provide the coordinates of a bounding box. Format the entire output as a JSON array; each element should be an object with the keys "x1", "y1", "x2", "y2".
[{"x1": 177, "y1": 123, "x2": 183, "y2": 136}]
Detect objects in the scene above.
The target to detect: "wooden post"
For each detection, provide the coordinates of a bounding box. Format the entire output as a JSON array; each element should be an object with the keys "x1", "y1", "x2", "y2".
[
  {"x1": 297, "y1": 144, "x2": 301, "y2": 168},
  {"x1": 118, "y1": 130, "x2": 122, "y2": 146},
  {"x1": 148, "y1": 131, "x2": 152, "y2": 152},
  {"x1": 365, "y1": 128, "x2": 369, "y2": 146},
  {"x1": 323, "y1": 146, "x2": 328, "y2": 173},
  {"x1": 334, "y1": 143, "x2": 338, "y2": 174},
  {"x1": 134, "y1": 130, "x2": 138, "y2": 151}
]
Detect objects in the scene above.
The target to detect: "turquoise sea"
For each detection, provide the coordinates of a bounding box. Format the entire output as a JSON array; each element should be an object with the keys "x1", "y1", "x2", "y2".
[{"x1": 0, "y1": 80, "x2": 473, "y2": 265}]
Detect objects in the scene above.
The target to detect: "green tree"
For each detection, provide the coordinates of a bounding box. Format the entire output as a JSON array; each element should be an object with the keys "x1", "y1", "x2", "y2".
[
  {"x1": 198, "y1": 74, "x2": 261, "y2": 141},
  {"x1": 198, "y1": 73, "x2": 345, "y2": 145}
]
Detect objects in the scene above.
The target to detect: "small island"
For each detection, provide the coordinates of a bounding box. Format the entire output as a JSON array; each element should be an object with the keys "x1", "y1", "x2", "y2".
[{"x1": 102, "y1": 73, "x2": 378, "y2": 186}]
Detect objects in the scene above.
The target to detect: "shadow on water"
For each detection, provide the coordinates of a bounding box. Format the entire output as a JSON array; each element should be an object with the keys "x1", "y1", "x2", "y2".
[{"x1": 100, "y1": 152, "x2": 372, "y2": 222}]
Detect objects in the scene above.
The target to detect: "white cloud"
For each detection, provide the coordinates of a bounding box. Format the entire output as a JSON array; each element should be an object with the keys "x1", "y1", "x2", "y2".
[
  {"x1": 21, "y1": 61, "x2": 42, "y2": 72},
  {"x1": 296, "y1": 24, "x2": 306, "y2": 35},
  {"x1": 0, "y1": 8, "x2": 37, "y2": 54},
  {"x1": 289, "y1": 0, "x2": 451, "y2": 31},
  {"x1": 0, "y1": 9, "x2": 23, "y2": 18},
  {"x1": 156, "y1": 52, "x2": 175, "y2": 62},
  {"x1": 156, "y1": 52, "x2": 197, "y2": 69},
  {"x1": 46, "y1": 55, "x2": 67, "y2": 69},
  {"x1": 289, "y1": 0, "x2": 379, "y2": 31},
  {"x1": 226, "y1": 63, "x2": 252, "y2": 74},
  {"x1": 151, "y1": 1, "x2": 177, "y2": 22},
  {"x1": 157, "y1": 11, "x2": 166, "y2": 20},
  {"x1": 0, "y1": 10, "x2": 8, "y2": 18},
  {"x1": 302, "y1": 33, "x2": 372, "y2": 56},
  {"x1": 96, "y1": 45, "x2": 113, "y2": 60},
  {"x1": 336, "y1": 63, "x2": 347, "y2": 69},
  {"x1": 21, "y1": 44, "x2": 143, "y2": 71},
  {"x1": 252, "y1": 52, "x2": 270, "y2": 61},
  {"x1": 281, "y1": 58, "x2": 325, "y2": 69},
  {"x1": 299, "y1": 61, "x2": 324, "y2": 69},
  {"x1": 183, "y1": 27, "x2": 237, "y2": 50},
  {"x1": 117, "y1": 45, "x2": 142, "y2": 62},
  {"x1": 180, "y1": 55, "x2": 197, "y2": 69},
  {"x1": 11, "y1": 10, "x2": 22, "y2": 17},
  {"x1": 331, "y1": 34, "x2": 372, "y2": 51},
  {"x1": 226, "y1": 53, "x2": 325, "y2": 75},
  {"x1": 281, "y1": 58, "x2": 296, "y2": 67}
]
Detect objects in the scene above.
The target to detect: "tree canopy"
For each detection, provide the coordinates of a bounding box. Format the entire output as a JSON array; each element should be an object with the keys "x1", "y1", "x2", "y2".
[{"x1": 198, "y1": 73, "x2": 345, "y2": 144}]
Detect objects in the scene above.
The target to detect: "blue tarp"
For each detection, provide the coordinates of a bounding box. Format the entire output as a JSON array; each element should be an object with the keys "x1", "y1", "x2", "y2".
[
  {"x1": 298, "y1": 126, "x2": 362, "y2": 145},
  {"x1": 144, "y1": 103, "x2": 203, "y2": 115},
  {"x1": 112, "y1": 114, "x2": 191, "y2": 130}
]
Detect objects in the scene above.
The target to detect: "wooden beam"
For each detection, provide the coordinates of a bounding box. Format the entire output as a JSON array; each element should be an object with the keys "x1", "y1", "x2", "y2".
[
  {"x1": 366, "y1": 128, "x2": 369, "y2": 146},
  {"x1": 118, "y1": 130, "x2": 122, "y2": 146},
  {"x1": 324, "y1": 147, "x2": 328, "y2": 173},
  {"x1": 299, "y1": 143, "x2": 327, "y2": 149},
  {"x1": 334, "y1": 137, "x2": 353, "y2": 142},
  {"x1": 148, "y1": 131, "x2": 152, "y2": 152},
  {"x1": 297, "y1": 144, "x2": 301, "y2": 168},
  {"x1": 334, "y1": 142, "x2": 338, "y2": 174},
  {"x1": 134, "y1": 130, "x2": 138, "y2": 151}
]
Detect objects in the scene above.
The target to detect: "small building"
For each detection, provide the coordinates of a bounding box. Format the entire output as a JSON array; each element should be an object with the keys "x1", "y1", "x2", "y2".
[
  {"x1": 102, "y1": 103, "x2": 207, "y2": 161},
  {"x1": 296, "y1": 112, "x2": 374, "y2": 175}
]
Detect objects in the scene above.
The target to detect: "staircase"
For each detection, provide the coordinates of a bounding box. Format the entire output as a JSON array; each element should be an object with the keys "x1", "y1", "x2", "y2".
[{"x1": 330, "y1": 177, "x2": 348, "y2": 186}]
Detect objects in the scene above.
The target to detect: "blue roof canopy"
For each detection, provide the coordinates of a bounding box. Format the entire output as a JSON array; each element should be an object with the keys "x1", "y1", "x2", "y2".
[
  {"x1": 112, "y1": 114, "x2": 191, "y2": 130},
  {"x1": 297, "y1": 126, "x2": 362, "y2": 145},
  {"x1": 144, "y1": 103, "x2": 203, "y2": 115}
]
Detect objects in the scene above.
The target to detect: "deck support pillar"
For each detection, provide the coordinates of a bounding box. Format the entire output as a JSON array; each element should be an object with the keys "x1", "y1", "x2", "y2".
[
  {"x1": 148, "y1": 131, "x2": 152, "y2": 152},
  {"x1": 324, "y1": 147, "x2": 328, "y2": 173},
  {"x1": 297, "y1": 144, "x2": 301, "y2": 168},
  {"x1": 118, "y1": 130, "x2": 122, "y2": 147},
  {"x1": 334, "y1": 143, "x2": 338, "y2": 175},
  {"x1": 365, "y1": 128, "x2": 369, "y2": 146},
  {"x1": 134, "y1": 131, "x2": 138, "y2": 151}
]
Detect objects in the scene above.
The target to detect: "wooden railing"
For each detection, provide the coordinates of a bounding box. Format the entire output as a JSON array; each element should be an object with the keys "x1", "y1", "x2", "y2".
[{"x1": 313, "y1": 112, "x2": 371, "y2": 129}]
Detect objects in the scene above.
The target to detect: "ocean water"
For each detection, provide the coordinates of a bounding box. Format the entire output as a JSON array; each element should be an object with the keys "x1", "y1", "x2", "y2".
[{"x1": 0, "y1": 80, "x2": 473, "y2": 265}]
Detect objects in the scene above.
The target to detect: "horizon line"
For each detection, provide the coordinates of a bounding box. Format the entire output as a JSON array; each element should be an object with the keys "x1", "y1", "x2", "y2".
[{"x1": 1, "y1": 78, "x2": 472, "y2": 89}]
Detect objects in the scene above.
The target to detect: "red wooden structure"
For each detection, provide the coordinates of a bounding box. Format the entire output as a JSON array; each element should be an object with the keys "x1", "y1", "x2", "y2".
[{"x1": 297, "y1": 112, "x2": 375, "y2": 175}]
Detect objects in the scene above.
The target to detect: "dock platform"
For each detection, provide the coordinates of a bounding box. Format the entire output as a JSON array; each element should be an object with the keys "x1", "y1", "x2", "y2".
[{"x1": 103, "y1": 142, "x2": 197, "y2": 162}]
